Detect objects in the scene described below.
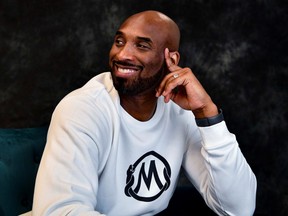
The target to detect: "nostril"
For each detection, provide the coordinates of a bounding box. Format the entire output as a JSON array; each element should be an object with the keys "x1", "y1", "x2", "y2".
[{"x1": 117, "y1": 45, "x2": 134, "y2": 61}]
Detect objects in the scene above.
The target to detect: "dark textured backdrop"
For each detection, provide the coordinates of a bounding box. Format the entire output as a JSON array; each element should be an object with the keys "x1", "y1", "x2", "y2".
[{"x1": 1, "y1": 0, "x2": 287, "y2": 215}]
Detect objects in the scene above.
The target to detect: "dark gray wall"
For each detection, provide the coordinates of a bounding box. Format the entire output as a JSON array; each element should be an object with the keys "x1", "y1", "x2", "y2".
[{"x1": 1, "y1": 0, "x2": 287, "y2": 215}]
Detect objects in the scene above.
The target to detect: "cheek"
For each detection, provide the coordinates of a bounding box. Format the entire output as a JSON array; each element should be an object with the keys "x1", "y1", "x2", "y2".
[
  {"x1": 109, "y1": 48, "x2": 116, "y2": 64},
  {"x1": 109, "y1": 44, "x2": 119, "y2": 57},
  {"x1": 145, "y1": 56, "x2": 164, "y2": 72},
  {"x1": 109, "y1": 47, "x2": 115, "y2": 59}
]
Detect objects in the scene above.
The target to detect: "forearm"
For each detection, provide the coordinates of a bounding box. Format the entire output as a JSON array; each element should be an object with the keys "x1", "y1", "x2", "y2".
[
  {"x1": 198, "y1": 122, "x2": 257, "y2": 216},
  {"x1": 183, "y1": 121, "x2": 257, "y2": 216},
  {"x1": 32, "y1": 124, "x2": 103, "y2": 216},
  {"x1": 32, "y1": 99, "x2": 108, "y2": 216}
]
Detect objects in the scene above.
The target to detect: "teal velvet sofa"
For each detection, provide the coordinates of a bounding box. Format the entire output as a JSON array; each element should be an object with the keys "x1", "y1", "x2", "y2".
[{"x1": 0, "y1": 126, "x2": 48, "y2": 216}]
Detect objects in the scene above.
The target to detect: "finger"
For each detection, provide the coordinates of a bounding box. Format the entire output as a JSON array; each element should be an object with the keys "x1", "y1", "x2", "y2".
[
  {"x1": 155, "y1": 74, "x2": 180, "y2": 101},
  {"x1": 156, "y1": 72, "x2": 176, "y2": 97},
  {"x1": 164, "y1": 48, "x2": 180, "y2": 72},
  {"x1": 162, "y1": 74, "x2": 181, "y2": 96},
  {"x1": 156, "y1": 48, "x2": 181, "y2": 97},
  {"x1": 163, "y1": 92, "x2": 174, "y2": 103},
  {"x1": 156, "y1": 71, "x2": 181, "y2": 98}
]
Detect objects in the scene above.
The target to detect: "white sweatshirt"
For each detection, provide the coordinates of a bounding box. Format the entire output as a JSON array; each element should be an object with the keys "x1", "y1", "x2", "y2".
[{"x1": 32, "y1": 72, "x2": 256, "y2": 216}]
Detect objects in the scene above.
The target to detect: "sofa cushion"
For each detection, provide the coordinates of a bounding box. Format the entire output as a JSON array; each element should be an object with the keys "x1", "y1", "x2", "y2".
[{"x1": 0, "y1": 126, "x2": 48, "y2": 216}]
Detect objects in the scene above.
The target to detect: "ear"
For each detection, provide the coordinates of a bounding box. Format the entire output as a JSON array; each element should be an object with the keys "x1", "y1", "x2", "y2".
[{"x1": 169, "y1": 51, "x2": 180, "y2": 65}]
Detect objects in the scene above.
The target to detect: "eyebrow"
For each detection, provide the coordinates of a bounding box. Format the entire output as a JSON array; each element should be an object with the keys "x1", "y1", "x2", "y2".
[{"x1": 115, "y1": 31, "x2": 153, "y2": 43}]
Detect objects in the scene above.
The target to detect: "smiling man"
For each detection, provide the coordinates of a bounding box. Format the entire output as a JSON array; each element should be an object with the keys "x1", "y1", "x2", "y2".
[{"x1": 32, "y1": 10, "x2": 257, "y2": 216}]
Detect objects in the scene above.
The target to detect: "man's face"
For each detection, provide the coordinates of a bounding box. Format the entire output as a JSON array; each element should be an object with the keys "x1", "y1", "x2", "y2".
[{"x1": 109, "y1": 15, "x2": 168, "y2": 96}]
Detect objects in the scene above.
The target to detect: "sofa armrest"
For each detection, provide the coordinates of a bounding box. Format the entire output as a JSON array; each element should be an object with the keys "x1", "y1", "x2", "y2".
[{"x1": 0, "y1": 126, "x2": 48, "y2": 216}]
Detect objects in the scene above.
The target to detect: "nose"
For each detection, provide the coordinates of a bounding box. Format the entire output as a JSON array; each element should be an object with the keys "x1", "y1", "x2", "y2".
[{"x1": 117, "y1": 43, "x2": 135, "y2": 61}]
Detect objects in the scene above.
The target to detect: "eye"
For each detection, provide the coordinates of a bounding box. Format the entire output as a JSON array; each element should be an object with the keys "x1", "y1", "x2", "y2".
[
  {"x1": 114, "y1": 37, "x2": 125, "y2": 46},
  {"x1": 136, "y1": 42, "x2": 151, "y2": 50}
]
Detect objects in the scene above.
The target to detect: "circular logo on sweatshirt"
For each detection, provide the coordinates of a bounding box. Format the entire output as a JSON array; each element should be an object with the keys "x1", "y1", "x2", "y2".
[{"x1": 124, "y1": 151, "x2": 171, "y2": 202}]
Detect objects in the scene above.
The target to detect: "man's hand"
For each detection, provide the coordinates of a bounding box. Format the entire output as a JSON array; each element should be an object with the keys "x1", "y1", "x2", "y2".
[{"x1": 155, "y1": 48, "x2": 219, "y2": 118}]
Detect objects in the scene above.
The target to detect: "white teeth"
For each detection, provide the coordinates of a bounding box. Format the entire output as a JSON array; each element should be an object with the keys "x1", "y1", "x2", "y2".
[{"x1": 118, "y1": 68, "x2": 136, "y2": 73}]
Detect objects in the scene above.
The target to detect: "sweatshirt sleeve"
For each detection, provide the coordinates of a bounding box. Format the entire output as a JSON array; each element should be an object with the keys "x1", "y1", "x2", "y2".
[
  {"x1": 182, "y1": 121, "x2": 257, "y2": 216},
  {"x1": 32, "y1": 90, "x2": 114, "y2": 216}
]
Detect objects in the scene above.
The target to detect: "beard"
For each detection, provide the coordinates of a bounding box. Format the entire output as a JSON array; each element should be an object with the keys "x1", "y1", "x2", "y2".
[{"x1": 111, "y1": 63, "x2": 167, "y2": 96}]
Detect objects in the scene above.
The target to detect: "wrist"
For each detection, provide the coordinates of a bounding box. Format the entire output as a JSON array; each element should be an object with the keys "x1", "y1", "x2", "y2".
[
  {"x1": 195, "y1": 109, "x2": 224, "y2": 127},
  {"x1": 193, "y1": 103, "x2": 218, "y2": 119}
]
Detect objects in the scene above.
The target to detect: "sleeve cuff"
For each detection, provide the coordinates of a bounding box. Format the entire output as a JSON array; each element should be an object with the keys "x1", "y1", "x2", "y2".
[{"x1": 198, "y1": 121, "x2": 236, "y2": 149}]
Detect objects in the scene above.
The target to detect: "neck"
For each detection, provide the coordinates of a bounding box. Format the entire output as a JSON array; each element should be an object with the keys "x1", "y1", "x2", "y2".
[{"x1": 120, "y1": 94, "x2": 158, "y2": 121}]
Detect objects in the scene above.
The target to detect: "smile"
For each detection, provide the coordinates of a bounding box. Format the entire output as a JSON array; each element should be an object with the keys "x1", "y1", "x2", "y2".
[
  {"x1": 114, "y1": 61, "x2": 143, "y2": 76},
  {"x1": 118, "y1": 68, "x2": 138, "y2": 74}
]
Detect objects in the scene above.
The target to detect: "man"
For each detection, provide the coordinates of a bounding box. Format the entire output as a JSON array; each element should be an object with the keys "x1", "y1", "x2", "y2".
[{"x1": 32, "y1": 10, "x2": 257, "y2": 215}]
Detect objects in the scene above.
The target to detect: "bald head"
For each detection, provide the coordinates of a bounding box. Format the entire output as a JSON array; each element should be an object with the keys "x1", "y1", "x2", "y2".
[{"x1": 120, "y1": 10, "x2": 180, "y2": 51}]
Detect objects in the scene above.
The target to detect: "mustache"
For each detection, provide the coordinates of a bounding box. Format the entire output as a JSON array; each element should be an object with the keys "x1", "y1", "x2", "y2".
[{"x1": 113, "y1": 60, "x2": 143, "y2": 70}]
